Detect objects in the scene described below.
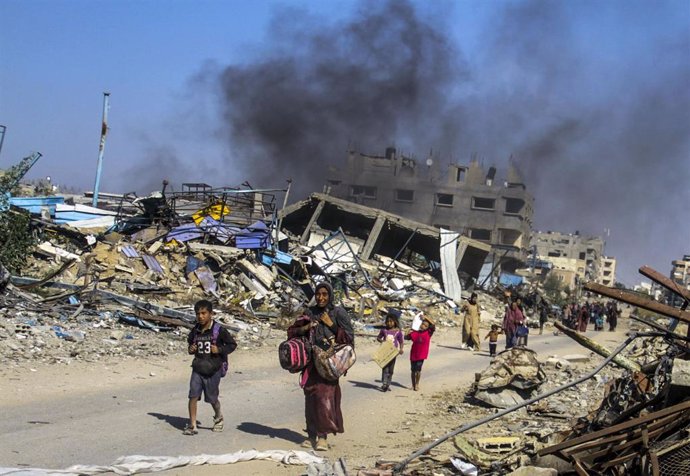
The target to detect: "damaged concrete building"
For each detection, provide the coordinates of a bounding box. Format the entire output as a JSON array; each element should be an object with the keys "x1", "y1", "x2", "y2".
[
  {"x1": 278, "y1": 192, "x2": 491, "y2": 285},
  {"x1": 531, "y1": 230, "x2": 612, "y2": 285},
  {"x1": 324, "y1": 148, "x2": 534, "y2": 272}
]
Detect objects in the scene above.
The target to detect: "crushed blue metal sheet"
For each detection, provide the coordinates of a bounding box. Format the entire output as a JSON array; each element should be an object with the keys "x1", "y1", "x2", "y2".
[
  {"x1": 121, "y1": 245, "x2": 140, "y2": 258},
  {"x1": 142, "y1": 254, "x2": 164, "y2": 274}
]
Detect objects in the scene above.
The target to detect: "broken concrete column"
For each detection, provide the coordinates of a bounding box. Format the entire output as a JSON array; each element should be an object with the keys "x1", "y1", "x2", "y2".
[
  {"x1": 300, "y1": 200, "x2": 325, "y2": 244},
  {"x1": 360, "y1": 214, "x2": 385, "y2": 261},
  {"x1": 554, "y1": 321, "x2": 641, "y2": 372}
]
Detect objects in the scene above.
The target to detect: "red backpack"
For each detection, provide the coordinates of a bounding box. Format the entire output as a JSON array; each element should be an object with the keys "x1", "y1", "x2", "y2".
[{"x1": 278, "y1": 336, "x2": 311, "y2": 373}]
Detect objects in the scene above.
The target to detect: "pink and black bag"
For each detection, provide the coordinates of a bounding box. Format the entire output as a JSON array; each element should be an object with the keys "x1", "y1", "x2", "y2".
[{"x1": 278, "y1": 337, "x2": 311, "y2": 373}]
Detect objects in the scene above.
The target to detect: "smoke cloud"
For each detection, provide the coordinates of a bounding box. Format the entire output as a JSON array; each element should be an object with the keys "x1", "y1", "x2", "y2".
[
  {"x1": 209, "y1": 0, "x2": 689, "y2": 284},
  {"x1": 218, "y1": 0, "x2": 468, "y2": 196}
]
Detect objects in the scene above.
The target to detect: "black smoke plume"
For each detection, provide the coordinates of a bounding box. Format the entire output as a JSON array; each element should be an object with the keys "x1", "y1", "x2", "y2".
[
  {"x1": 218, "y1": 0, "x2": 466, "y2": 198},
  {"x1": 211, "y1": 0, "x2": 689, "y2": 284}
]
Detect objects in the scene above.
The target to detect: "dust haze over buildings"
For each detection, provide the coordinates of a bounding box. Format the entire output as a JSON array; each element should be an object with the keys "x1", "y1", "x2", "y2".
[{"x1": 193, "y1": 0, "x2": 689, "y2": 284}]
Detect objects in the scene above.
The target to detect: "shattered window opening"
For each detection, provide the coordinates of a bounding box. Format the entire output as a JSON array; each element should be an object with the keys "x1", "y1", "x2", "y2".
[
  {"x1": 472, "y1": 196, "x2": 495, "y2": 210},
  {"x1": 504, "y1": 197, "x2": 525, "y2": 214},
  {"x1": 436, "y1": 193, "x2": 453, "y2": 207},
  {"x1": 350, "y1": 185, "x2": 377, "y2": 199},
  {"x1": 395, "y1": 189, "x2": 415, "y2": 202},
  {"x1": 469, "y1": 228, "x2": 492, "y2": 242}
]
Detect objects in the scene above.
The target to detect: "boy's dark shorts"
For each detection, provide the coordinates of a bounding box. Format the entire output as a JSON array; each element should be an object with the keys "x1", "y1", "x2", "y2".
[
  {"x1": 410, "y1": 360, "x2": 424, "y2": 372},
  {"x1": 188, "y1": 369, "x2": 222, "y2": 404}
]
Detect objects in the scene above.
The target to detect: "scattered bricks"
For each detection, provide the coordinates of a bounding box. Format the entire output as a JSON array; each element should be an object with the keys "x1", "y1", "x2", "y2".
[{"x1": 476, "y1": 436, "x2": 520, "y2": 453}]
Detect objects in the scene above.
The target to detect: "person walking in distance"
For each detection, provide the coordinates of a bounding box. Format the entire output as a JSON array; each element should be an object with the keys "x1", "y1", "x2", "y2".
[
  {"x1": 459, "y1": 292, "x2": 481, "y2": 351},
  {"x1": 484, "y1": 324, "x2": 501, "y2": 357},
  {"x1": 405, "y1": 315, "x2": 435, "y2": 391},
  {"x1": 376, "y1": 308, "x2": 404, "y2": 392}
]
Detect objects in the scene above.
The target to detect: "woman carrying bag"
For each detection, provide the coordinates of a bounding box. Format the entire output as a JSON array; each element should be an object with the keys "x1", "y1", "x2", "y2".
[{"x1": 287, "y1": 282, "x2": 354, "y2": 451}]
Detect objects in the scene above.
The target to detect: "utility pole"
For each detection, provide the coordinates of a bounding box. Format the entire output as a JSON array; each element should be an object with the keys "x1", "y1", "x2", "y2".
[
  {"x1": 0, "y1": 125, "x2": 6, "y2": 160},
  {"x1": 92, "y1": 92, "x2": 110, "y2": 207}
]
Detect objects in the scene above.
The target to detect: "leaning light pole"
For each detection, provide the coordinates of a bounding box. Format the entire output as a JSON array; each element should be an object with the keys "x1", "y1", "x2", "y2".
[{"x1": 92, "y1": 92, "x2": 110, "y2": 207}]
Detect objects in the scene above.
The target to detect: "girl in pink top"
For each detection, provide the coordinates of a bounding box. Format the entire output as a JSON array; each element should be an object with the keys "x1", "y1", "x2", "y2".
[
  {"x1": 376, "y1": 308, "x2": 404, "y2": 392},
  {"x1": 405, "y1": 315, "x2": 435, "y2": 391}
]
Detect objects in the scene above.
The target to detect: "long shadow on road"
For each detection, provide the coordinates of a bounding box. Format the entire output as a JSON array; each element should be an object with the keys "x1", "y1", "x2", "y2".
[
  {"x1": 148, "y1": 412, "x2": 189, "y2": 430},
  {"x1": 236, "y1": 422, "x2": 304, "y2": 443}
]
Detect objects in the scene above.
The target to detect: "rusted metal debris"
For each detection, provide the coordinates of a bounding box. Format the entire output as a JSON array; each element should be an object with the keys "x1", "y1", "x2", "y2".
[
  {"x1": 538, "y1": 400, "x2": 690, "y2": 475},
  {"x1": 534, "y1": 265, "x2": 690, "y2": 475},
  {"x1": 583, "y1": 281, "x2": 690, "y2": 325},
  {"x1": 392, "y1": 263, "x2": 690, "y2": 475}
]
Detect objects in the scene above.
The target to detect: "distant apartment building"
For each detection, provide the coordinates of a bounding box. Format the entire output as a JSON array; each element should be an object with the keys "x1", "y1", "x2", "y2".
[
  {"x1": 633, "y1": 281, "x2": 664, "y2": 301},
  {"x1": 531, "y1": 230, "x2": 605, "y2": 283},
  {"x1": 598, "y1": 256, "x2": 617, "y2": 287},
  {"x1": 325, "y1": 148, "x2": 534, "y2": 268},
  {"x1": 669, "y1": 254, "x2": 690, "y2": 306}
]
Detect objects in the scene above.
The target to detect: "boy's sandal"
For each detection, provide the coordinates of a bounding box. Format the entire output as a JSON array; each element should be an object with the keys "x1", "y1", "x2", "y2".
[
  {"x1": 182, "y1": 425, "x2": 198, "y2": 436},
  {"x1": 212, "y1": 416, "x2": 224, "y2": 432}
]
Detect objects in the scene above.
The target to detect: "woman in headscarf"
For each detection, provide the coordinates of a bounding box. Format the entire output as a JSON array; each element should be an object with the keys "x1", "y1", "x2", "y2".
[
  {"x1": 502, "y1": 300, "x2": 524, "y2": 349},
  {"x1": 287, "y1": 281, "x2": 354, "y2": 451}
]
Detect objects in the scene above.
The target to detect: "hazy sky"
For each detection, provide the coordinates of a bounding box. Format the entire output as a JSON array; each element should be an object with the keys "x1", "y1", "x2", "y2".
[{"x1": 1, "y1": 0, "x2": 688, "y2": 286}]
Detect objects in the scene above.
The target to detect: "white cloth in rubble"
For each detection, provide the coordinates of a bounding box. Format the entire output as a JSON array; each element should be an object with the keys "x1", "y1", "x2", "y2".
[{"x1": 0, "y1": 449, "x2": 325, "y2": 476}]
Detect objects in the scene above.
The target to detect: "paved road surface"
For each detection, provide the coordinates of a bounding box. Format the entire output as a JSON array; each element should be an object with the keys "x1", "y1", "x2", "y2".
[{"x1": 0, "y1": 327, "x2": 627, "y2": 474}]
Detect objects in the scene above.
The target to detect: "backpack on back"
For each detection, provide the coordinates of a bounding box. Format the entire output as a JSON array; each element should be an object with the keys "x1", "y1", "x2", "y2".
[
  {"x1": 211, "y1": 322, "x2": 229, "y2": 377},
  {"x1": 279, "y1": 337, "x2": 311, "y2": 373}
]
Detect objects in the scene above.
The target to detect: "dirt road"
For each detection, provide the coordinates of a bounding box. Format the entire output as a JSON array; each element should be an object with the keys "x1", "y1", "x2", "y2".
[{"x1": 0, "y1": 324, "x2": 629, "y2": 475}]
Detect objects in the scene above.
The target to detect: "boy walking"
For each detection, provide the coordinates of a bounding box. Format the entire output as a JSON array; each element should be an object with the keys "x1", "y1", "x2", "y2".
[
  {"x1": 484, "y1": 324, "x2": 501, "y2": 357},
  {"x1": 184, "y1": 299, "x2": 237, "y2": 435}
]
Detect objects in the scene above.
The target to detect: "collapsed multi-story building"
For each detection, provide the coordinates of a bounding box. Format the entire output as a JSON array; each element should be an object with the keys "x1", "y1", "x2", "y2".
[{"x1": 324, "y1": 147, "x2": 534, "y2": 271}]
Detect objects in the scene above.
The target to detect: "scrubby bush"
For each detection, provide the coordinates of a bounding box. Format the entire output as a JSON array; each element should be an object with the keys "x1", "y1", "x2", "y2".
[{"x1": 0, "y1": 209, "x2": 37, "y2": 273}]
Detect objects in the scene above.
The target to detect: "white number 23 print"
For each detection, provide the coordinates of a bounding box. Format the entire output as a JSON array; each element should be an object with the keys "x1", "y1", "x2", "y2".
[{"x1": 198, "y1": 341, "x2": 212, "y2": 354}]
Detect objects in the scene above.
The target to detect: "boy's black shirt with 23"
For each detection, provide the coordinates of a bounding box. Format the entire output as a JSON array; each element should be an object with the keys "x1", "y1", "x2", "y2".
[{"x1": 188, "y1": 321, "x2": 237, "y2": 377}]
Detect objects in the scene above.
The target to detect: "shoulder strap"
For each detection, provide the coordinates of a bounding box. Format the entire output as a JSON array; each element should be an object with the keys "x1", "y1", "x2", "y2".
[{"x1": 211, "y1": 322, "x2": 220, "y2": 344}]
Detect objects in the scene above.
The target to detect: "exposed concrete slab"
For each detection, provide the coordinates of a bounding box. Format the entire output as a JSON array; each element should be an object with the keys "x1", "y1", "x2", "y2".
[{"x1": 279, "y1": 193, "x2": 490, "y2": 279}]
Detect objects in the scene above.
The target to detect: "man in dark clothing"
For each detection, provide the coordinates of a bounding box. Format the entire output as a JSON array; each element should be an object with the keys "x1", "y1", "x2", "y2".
[
  {"x1": 539, "y1": 306, "x2": 548, "y2": 335},
  {"x1": 184, "y1": 299, "x2": 237, "y2": 435}
]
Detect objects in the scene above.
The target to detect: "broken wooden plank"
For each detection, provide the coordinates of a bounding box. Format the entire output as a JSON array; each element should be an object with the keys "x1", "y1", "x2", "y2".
[{"x1": 553, "y1": 321, "x2": 641, "y2": 372}]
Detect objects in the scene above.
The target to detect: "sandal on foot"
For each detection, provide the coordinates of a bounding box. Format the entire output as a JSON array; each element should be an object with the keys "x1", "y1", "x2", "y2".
[
  {"x1": 212, "y1": 416, "x2": 224, "y2": 432},
  {"x1": 315, "y1": 437, "x2": 329, "y2": 451},
  {"x1": 183, "y1": 425, "x2": 198, "y2": 436},
  {"x1": 300, "y1": 438, "x2": 314, "y2": 449}
]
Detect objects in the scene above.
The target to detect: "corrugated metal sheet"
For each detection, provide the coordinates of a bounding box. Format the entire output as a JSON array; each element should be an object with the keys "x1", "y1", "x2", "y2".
[
  {"x1": 166, "y1": 223, "x2": 204, "y2": 243},
  {"x1": 235, "y1": 232, "x2": 271, "y2": 249},
  {"x1": 142, "y1": 254, "x2": 164, "y2": 274},
  {"x1": 121, "y1": 245, "x2": 140, "y2": 258}
]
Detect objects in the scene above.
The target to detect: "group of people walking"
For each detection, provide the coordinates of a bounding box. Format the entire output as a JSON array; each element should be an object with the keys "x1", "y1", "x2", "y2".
[
  {"x1": 184, "y1": 286, "x2": 615, "y2": 452},
  {"x1": 562, "y1": 301, "x2": 619, "y2": 332}
]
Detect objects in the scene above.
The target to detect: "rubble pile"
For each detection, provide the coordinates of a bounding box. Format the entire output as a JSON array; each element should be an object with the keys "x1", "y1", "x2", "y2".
[
  {"x1": 1, "y1": 187, "x2": 490, "y2": 368},
  {"x1": 3, "y1": 179, "x2": 689, "y2": 475},
  {"x1": 384, "y1": 261, "x2": 690, "y2": 475}
]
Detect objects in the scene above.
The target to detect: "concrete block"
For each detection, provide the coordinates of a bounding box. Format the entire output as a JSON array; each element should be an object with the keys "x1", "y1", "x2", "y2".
[{"x1": 476, "y1": 436, "x2": 520, "y2": 453}]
